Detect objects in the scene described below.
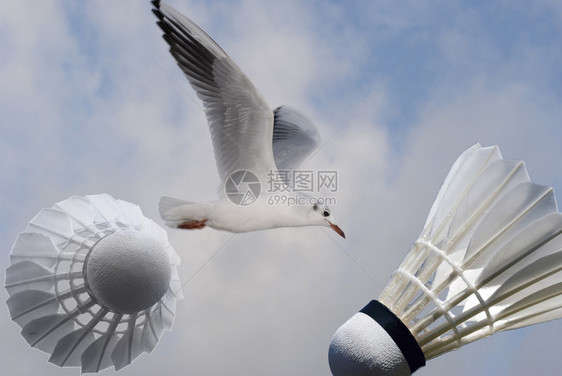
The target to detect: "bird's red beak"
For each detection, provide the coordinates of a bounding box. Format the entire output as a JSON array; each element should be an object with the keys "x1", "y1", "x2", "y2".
[{"x1": 329, "y1": 222, "x2": 345, "y2": 239}]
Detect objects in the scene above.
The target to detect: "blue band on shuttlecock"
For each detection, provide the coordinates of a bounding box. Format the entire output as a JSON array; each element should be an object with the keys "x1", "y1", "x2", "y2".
[{"x1": 360, "y1": 300, "x2": 426, "y2": 373}]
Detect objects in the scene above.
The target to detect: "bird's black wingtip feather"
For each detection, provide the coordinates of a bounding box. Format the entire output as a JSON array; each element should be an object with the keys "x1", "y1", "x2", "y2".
[
  {"x1": 152, "y1": 0, "x2": 161, "y2": 9},
  {"x1": 152, "y1": 8, "x2": 163, "y2": 20}
]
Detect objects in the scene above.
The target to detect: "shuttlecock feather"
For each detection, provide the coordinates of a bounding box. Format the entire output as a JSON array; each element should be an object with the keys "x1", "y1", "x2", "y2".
[
  {"x1": 5, "y1": 194, "x2": 182, "y2": 373},
  {"x1": 329, "y1": 144, "x2": 562, "y2": 375}
]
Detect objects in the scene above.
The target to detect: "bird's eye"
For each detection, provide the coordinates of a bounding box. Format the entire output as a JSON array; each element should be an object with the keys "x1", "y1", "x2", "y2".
[
  {"x1": 323, "y1": 210, "x2": 330, "y2": 217},
  {"x1": 313, "y1": 204, "x2": 318, "y2": 211}
]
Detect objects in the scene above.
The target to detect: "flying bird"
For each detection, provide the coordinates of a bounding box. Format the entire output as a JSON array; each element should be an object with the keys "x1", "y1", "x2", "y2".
[{"x1": 152, "y1": 1, "x2": 344, "y2": 238}]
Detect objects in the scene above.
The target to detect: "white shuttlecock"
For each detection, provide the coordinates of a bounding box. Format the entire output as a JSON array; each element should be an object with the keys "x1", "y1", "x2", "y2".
[
  {"x1": 329, "y1": 144, "x2": 562, "y2": 375},
  {"x1": 5, "y1": 194, "x2": 182, "y2": 373}
]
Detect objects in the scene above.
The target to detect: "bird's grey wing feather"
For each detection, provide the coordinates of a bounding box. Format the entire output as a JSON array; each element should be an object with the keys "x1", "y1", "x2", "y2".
[
  {"x1": 272, "y1": 106, "x2": 321, "y2": 171},
  {"x1": 153, "y1": 1, "x2": 277, "y2": 182}
]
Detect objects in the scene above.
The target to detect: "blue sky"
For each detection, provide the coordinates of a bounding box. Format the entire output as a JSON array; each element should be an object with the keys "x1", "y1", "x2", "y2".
[{"x1": 1, "y1": 1, "x2": 562, "y2": 375}]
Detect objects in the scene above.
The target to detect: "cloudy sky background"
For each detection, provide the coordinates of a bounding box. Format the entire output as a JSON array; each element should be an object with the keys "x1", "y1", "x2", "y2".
[{"x1": 1, "y1": 0, "x2": 562, "y2": 375}]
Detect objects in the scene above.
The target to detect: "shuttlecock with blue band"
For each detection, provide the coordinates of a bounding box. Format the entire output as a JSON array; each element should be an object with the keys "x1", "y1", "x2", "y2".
[{"x1": 329, "y1": 144, "x2": 562, "y2": 375}]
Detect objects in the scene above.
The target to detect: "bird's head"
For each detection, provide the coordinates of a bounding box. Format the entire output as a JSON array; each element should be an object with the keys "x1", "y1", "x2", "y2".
[{"x1": 310, "y1": 202, "x2": 345, "y2": 238}]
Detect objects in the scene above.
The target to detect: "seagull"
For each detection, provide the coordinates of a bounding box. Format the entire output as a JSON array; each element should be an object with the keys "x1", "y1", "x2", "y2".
[{"x1": 152, "y1": 1, "x2": 345, "y2": 238}]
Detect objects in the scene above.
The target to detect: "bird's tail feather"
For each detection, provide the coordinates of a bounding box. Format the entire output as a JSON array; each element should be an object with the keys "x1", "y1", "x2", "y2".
[{"x1": 159, "y1": 196, "x2": 204, "y2": 228}]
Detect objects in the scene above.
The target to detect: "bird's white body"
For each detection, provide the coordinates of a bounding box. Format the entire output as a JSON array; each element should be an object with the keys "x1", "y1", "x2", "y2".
[
  {"x1": 160, "y1": 194, "x2": 330, "y2": 233},
  {"x1": 152, "y1": 1, "x2": 344, "y2": 237},
  {"x1": 330, "y1": 144, "x2": 562, "y2": 375}
]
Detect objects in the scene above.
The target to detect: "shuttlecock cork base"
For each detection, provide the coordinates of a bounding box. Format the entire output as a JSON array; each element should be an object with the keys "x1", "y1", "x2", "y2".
[
  {"x1": 84, "y1": 230, "x2": 171, "y2": 314},
  {"x1": 329, "y1": 301, "x2": 425, "y2": 376}
]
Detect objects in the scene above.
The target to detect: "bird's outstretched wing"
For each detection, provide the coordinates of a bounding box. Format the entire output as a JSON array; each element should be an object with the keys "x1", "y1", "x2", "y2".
[
  {"x1": 152, "y1": 1, "x2": 277, "y2": 182},
  {"x1": 272, "y1": 106, "x2": 321, "y2": 171}
]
